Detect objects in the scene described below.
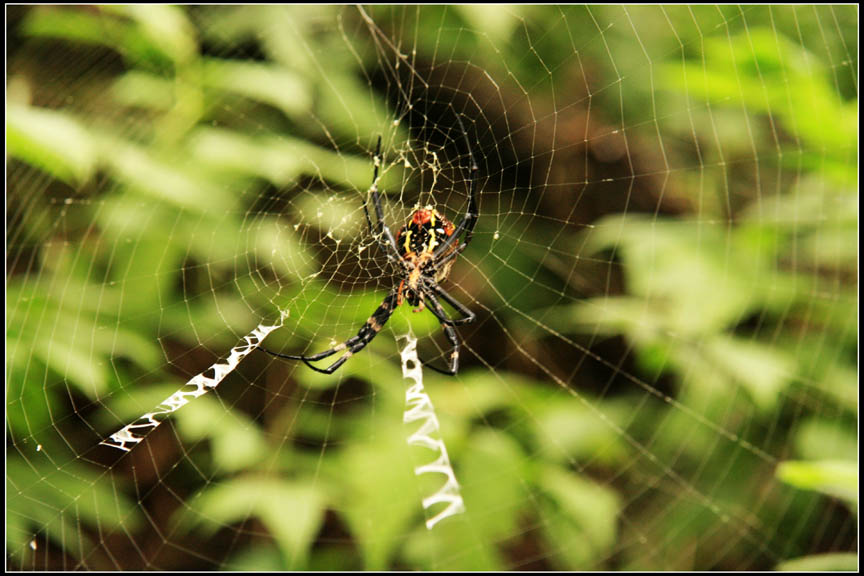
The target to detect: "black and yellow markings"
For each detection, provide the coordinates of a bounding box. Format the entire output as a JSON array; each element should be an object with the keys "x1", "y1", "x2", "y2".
[
  {"x1": 399, "y1": 209, "x2": 457, "y2": 258},
  {"x1": 425, "y1": 226, "x2": 438, "y2": 253},
  {"x1": 425, "y1": 211, "x2": 441, "y2": 253},
  {"x1": 365, "y1": 291, "x2": 399, "y2": 336}
]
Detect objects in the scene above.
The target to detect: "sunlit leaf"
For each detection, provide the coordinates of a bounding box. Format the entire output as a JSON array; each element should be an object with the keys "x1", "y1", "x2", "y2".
[
  {"x1": 455, "y1": 5, "x2": 522, "y2": 46},
  {"x1": 7, "y1": 104, "x2": 97, "y2": 185},
  {"x1": 32, "y1": 339, "x2": 107, "y2": 397},
  {"x1": 188, "y1": 127, "x2": 376, "y2": 190},
  {"x1": 537, "y1": 465, "x2": 620, "y2": 570},
  {"x1": 794, "y1": 418, "x2": 858, "y2": 463},
  {"x1": 703, "y1": 336, "x2": 793, "y2": 412},
  {"x1": 662, "y1": 27, "x2": 857, "y2": 185},
  {"x1": 530, "y1": 399, "x2": 629, "y2": 465},
  {"x1": 97, "y1": 136, "x2": 235, "y2": 214},
  {"x1": 777, "y1": 460, "x2": 857, "y2": 510},
  {"x1": 111, "y1": 72, "x2": 176, "y2": 110},
  {"x1": 120, "y1": 5, "x2": 197, "y2": 64},
  {"x1": 22, "y1": 6, "x2": 174, "y2": 67},
  {"x1": 177, "y1": 477, "x2": 325, "y2": 568},
  {"x1": 7, "y1": 458, "x2": 141, "y2": 558},
  {"x1": 202, "y1": 58, "x2": 312, "y2": 118},
  {"x1": 777, "y1": 553, "x2": 859, "y2": 571},
  {"x1": 460, "y1": 429, "x2": 526, "y2": 542},
  {"x1": 177, "y1": 396, "x2": 269, "y2": 472},
  {"x1": 334, "y1": 429, "x2": 421, "y2": 570}
]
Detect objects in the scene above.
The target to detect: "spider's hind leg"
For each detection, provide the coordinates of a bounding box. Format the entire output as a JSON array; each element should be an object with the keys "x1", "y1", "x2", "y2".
[
  {"x1": 420, "y1": 322, "x2": 461, "y2": 376},
  {"x1": 431, "y1": 285, "x2": 476, "y2": 326},
  {"x1": 262, "y1": 289, "x2": 400, "y2": 375}
]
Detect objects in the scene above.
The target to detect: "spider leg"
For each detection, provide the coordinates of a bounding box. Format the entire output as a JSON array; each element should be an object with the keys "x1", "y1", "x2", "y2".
[
  {"x1": 421, "y1": 288, "x2": 455, "y2": 326},
  {"x1": 421, "y1": 283, "x2": 474, "y2": 326},
  {"x1": 432, "y1": 114, "x2": 479, "y2": 259},
  {"x1": 363, "y1": 136, "x2": 382, "y2": 236},
  {"x1": 363, "y1": 136, "x2": 404, "y2": 266},
  {"x1": 415, "y1": 286, "x2": 463, "y2": 376},
  {"x1": 262, "y1": 290, "x2": 400, "y2": 374},
  {"x1": 425, "y1": 242, "x2": 466, "y2": 276},
  {"x1": 423, "y1": 321, "x2": 461, "y2": 376},
  {"x1": 432, "y1": 284, "x2": 476, "y2": 325}
]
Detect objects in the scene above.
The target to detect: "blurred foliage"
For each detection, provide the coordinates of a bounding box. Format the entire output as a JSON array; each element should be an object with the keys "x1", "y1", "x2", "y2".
[
  {"x1": 6, "y1": 4, "x2": 858, "y2": 571},
  {"x1": 777, "y1": 552, "x2": 859, "y2": 572}
]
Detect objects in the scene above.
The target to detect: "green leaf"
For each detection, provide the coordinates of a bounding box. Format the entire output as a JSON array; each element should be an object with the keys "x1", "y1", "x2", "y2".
[
  {"x1": 332, "y1": 428, "x2": 421, "y2": 570},
  {"x1": 176, "y1": 396, "x2": 269, "y2": 472},
  {"x1": 703, "y1": 336, "x2": 794, "y2": 413},
  {"x1": 97, "y1": 136, "x2": 235, "y2": 214},
  {"x1": 562, "y1": 296, "x2": 663, "y2": 341},
  {"x1": 120, "y1": 5, "x2": 197, "y2": 64},
  {"x1": 188, "y1": 127, "x2": 375, "y2": 190},
  {"x1": 6, "y1": 337, "x2": 55, "y2": 435},
  {"x1": 22, "y1": 7, "x2": 119, "y2": 47},
  {"x1": 460, "y1": 430, "x2": 526, "y2": 542},
  {"x1": 224, "y1": 543, "x2": 286, "y2": 571},
  {"x1": 7, "y1": 457, "x2": 141, "y2": 560},
  {"x1": 580, "y1": 216, "x2": 780, "y2": 336},
  {"x1": 529, "y1": 399, "x2": 629, "y2": 466},
  {"x1": 315, "y1": 72, "x2": 395, "y2": 142},
  {"x1": 293, "y1": 192, "x2": 364, "y2": 243},
  {"x1": 111, "y1": 72, "x2": 176, "y2": 110},
  {"x1": 22, "y1": 6, "x2": 173, "y2": 68},
  {"x1": 661, "y1": 27, "x2": 857, "y2": 185},
  {"x1": 30, "y1": 338, "x2": 108, "y2": 398},
  {"x1": 401, "y1": 515, "x2": 503, "y2": 571},
  {"x1": 251, "y1": 217, "x2": 317, "y2": 281},
  {"x1": 777, "y1": 553, "x2": 859, "y2": 571},
  {"x1": 455, "y1": 6, "x2": 522, "y2": 46},
  {"x1": 794, "y1": 418, "x2": 858, "y2": 462},
  {"x1": 202, "y1": 58, "x2": 312, "y2": 118},
  {"x1": 7, "y1": 104, "x2": 96, "y2": 185},
  {"x1": 537, "y1": 465, "x2": 620, "y2": 570},
  {"x1": 177, "y1": 477, "x2": 325, "y2": 568},
  {"x1": 776, "y1": 460, "x2": 857, "y2": 510}
]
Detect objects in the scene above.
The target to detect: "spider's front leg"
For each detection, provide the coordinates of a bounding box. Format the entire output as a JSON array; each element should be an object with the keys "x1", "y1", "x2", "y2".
[
  {"x1": 431, "y1": 114, "x2": 479, "y2": 260},
  {"x1": 364, "y1": 135, "x2": 403, "y2": 265}
]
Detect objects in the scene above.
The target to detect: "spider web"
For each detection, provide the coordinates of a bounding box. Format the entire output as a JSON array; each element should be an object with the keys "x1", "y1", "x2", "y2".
[{"x1": 6, "y1": 5, "x2": 858, "y2": 571}]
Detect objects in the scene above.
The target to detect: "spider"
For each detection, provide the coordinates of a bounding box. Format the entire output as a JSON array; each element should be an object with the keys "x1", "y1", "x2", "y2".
[{"x1": 264, "y1": 123, "x2": 478, "y2": 375}]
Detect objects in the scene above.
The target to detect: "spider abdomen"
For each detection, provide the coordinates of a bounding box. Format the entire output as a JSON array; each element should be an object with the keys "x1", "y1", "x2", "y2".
[{"x1": 396, "y1": 208, "x2": 455, "y2": 259}]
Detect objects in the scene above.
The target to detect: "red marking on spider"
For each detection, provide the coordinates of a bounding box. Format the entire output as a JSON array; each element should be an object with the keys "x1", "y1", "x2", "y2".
[{"x1": 412, "y1": 209, "x2": 433, "y2": 225}]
